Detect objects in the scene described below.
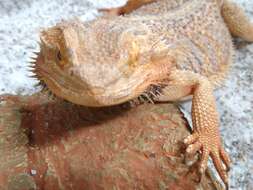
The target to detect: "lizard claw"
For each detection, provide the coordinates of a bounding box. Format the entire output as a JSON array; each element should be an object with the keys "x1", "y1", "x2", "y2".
[{"x1": 184, "y1": 132, "x2": 231, "y2": 188}]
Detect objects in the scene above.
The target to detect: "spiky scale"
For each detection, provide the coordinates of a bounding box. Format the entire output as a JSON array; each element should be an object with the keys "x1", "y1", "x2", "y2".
[
  {"x1": 29, "y1": 74, "x2": 39, "y2": 79},
  {"x1": 142, "y1": 93, "x2": 155, "y2": 104}
]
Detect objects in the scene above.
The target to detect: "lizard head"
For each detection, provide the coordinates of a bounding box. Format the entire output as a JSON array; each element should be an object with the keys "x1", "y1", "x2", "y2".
[{"x1": 31, "y1": 21, "x2": 169, "y2": 107}]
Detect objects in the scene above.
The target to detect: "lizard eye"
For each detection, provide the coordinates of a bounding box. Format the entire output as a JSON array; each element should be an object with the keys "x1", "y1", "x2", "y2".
[{"x1": 57, "y1": 50, "x2": 62, "y2": 61}]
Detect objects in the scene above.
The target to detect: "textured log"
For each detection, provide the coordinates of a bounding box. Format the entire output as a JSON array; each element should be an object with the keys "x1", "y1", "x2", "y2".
[{"x1": 0, "y1": 93, "x2": 223, "y2": 190}]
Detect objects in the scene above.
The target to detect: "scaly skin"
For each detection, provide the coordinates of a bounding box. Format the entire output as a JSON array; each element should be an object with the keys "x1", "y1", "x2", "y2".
[{"x1": 30, "y1": 0, "x2": 253, "y2": 189}]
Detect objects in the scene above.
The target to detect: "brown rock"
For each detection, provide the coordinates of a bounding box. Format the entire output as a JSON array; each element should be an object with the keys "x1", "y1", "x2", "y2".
[{"x1": 0, "y1": 93, "x2": 223, "y2": 190}]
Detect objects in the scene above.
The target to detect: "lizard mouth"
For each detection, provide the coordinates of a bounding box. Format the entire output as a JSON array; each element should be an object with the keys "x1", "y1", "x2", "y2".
[
  {"x1": 30, "y1": 50, "x2": 163, "y2": 107},
  {"x1": 30, "y1": 50, "x2": 105, "y2": 106}
]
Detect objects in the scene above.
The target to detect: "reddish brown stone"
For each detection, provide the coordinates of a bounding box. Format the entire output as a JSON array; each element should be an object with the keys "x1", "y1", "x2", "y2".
[{"x1": 0, "y1": 93, "x2": 223, "y2": 190}]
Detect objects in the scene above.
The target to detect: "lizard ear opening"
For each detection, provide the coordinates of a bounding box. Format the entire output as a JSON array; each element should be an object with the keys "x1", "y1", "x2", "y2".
[{"x1": 150, "y1": 49, "x2": 175, "y2": 67}]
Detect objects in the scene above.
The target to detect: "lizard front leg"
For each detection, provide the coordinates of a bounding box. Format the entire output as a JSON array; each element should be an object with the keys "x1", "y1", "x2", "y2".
[
  {"x1": 99, "y1": 0, "x2": 156, "y2": 16},
  {"x1": 157, "y1": 70, "x2": 231, "y2": 188}
]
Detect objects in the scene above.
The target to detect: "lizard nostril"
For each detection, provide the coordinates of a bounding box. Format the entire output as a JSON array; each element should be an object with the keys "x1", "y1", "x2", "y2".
[
  {"x1": 68, "y1": 68, "x2": 75, "y2": 77},
  {"x1": 57, "y1": 50, "x2": 62, "y2": 61}
]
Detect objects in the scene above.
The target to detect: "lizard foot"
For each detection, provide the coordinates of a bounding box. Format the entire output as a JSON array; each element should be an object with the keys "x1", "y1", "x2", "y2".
[
  {"x1": 99, "y1": 0, "x2": 156, "y2": 16},
  {"x1": 184, "y1": 132, "x2": 231, "y2": 189},
  {"x1": 99, "y1": 7, "x2": 123, "y2": 16}
]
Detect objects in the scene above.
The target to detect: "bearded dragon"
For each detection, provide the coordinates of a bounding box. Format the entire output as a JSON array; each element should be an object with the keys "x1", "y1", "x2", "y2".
[{"x1": 30, "y1": 0, "x2": 253, "y2": 189}]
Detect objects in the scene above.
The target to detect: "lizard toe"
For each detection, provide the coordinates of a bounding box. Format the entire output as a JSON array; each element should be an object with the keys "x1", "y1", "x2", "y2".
[
  {"x1": 211, "y1": 151, "x2": 229, "y2": 188},
  {"x1": 199, "y1": 149, "x2": 209, "y2": 175},
  {"x1": 192, "y1": 148, "x2": 209, "y2": 183},
  {"x1": 184, "y1": 133, "x2": 198, "y2": 145},
  {"x1": 219, "y1": 147, "x2": 231, "y2": 172},
  {"x1": 186, "y1": 141, "x2": 202, "y2": 155}
]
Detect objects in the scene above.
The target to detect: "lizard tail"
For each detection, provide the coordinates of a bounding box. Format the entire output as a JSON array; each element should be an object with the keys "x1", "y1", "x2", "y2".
[{"x1": 221, "y1": 0, "x2": 253, "y2": 42}]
